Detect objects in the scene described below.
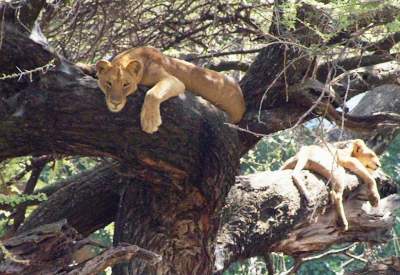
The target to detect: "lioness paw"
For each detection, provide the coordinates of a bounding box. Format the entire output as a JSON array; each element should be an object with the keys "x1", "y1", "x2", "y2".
[
  {"x1": 368, "y1": 191, "x2": 380, "y2": 207},
  {"x1": 140, "y1": 107, "x2": 162, "y2": 134}
]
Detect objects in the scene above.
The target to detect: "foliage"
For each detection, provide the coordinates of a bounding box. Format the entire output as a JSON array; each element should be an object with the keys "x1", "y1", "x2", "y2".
[{"x1": 0, "y1": 156, "x2": 99, "y2": 237}]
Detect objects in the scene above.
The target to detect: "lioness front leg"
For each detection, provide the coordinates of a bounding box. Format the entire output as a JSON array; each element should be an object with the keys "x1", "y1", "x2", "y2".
[
  {"x1": 141, "y1": 76, "x2": 185, "y2": 133},
  {"x1": 340, "y1": 157, "x2": 380, "y2": 207}
]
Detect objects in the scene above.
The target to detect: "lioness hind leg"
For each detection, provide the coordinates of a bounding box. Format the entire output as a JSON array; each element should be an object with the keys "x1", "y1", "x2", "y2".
[
  {"x1": 330, "y1": 170, "x2": 348, "y2": 231},
  {"x1": 292, "y1": 173, "x2": 313, "y2": 207},
  {"x1": 330, "y1": 190, "x2": 348, "y2": 231},
  {"x1": 290, "y1": 148, "x2": 313, "y2": 206}
]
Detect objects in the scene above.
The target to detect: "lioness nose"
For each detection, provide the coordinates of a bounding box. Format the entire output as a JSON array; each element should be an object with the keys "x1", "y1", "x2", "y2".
[{"x1": 111, "y1": 101, "x2": 121, "y2": 107}]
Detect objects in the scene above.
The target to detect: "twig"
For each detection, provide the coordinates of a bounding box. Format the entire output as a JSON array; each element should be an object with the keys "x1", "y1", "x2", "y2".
[
  {"x1": 0, "y1": 59, "x2": 55, "y2": 81},
  {"x1": 185, "y1": 48, "x2": 265, "y2": 61},
  {"x1": 12, "y1": 157, "x2": 50, "y2": 232},
  {"x1": 280, "y1": 244, "x2": 356, "y2": 275},
  {"x1": 344, "y1": 252, "x2": 367, "y2": 263}
]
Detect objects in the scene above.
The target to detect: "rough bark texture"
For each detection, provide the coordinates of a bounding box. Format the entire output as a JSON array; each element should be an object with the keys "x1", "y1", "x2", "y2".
[
  {"x1": 67, "y1": 244, "x2": 162, "y2": 275},
  {"x1": 0, "y1": 220, "x2": 79, "y2": 274},
  {"x1": 215, "y1": 171, "x2": 399, "y2": 272}
]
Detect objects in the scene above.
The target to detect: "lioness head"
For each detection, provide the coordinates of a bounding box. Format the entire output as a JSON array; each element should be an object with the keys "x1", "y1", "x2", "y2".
[
  {"x1": 352, "y1": 139, "x2": 381, "y2": 171},
  {"x1": 95, "y1": 59, "x2": 143, "y2": 112}
]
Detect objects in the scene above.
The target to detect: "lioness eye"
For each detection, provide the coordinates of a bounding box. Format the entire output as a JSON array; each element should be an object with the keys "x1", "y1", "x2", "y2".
[
  {"x1": 123, "y1": 83, "x2": 129, "y2": 88},
  {"x1": 106, "y1": 81, "x2": 112, "y2": 87}
]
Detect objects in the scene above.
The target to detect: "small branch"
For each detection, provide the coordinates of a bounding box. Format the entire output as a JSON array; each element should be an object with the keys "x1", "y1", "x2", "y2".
[
  {"x1": 318, "y1": 53, "x2": 397, "y2": 80},
  {"x1": 206, "y1": 61, "x2": 249, "y2": 72},
  {"x1": 322, "y1": 104, "x2": 400, "y2": 133},
  {"x1": 281, "y1": 244, "x2": 356, "y2": 275},
  {"x1": 290, "y1": 79, "x2": 400, "y2": 133},
  {"x1": 366, "y1": 32, "x2": 400, "y2": 53},
  {"x1": 344, "y1": 252, "x2": 367, "y2": 263},
  {"x1": 0, "y1": 59, "x2": 55, "y2": 81},
  {"x1": 184, "y1": 48, "x2": 264, "y2": 61},
  {"x1": 67, "y1": 244, "x2": 162, "y2": 275},
  {"x1": 349, "y1": 256, "x2": 400, "y2": 274},
  {"x1": 327, "y1": 5, "x2": 400, "y2": 47},
  {"x1": 12, "y1": 156, "x2": 50, "y2": 232},
  {"x1": 4, "y1": 0, "x2": 47, "y2": 31}
]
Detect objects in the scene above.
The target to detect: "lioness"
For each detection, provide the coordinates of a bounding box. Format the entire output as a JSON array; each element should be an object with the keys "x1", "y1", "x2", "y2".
[
  {"x1": 281, "y1": 139, "x2": 381, "y2": 231},
  {"x1": 95, "y1": 47, "x2": 246, "y2": 133}
]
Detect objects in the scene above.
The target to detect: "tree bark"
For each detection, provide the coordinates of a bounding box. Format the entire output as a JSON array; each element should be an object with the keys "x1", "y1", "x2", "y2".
[
  {"x1": 0, "y1": 220, "x2": 79, "y2": 274},
  {"x1": 4, "y1": 164, "x2": 399, "y2": 274}
]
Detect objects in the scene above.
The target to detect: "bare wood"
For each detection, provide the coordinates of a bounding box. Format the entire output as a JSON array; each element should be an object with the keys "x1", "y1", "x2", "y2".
[{"x1": 67, "y1": 244, "x2": 161, "y2": 275}]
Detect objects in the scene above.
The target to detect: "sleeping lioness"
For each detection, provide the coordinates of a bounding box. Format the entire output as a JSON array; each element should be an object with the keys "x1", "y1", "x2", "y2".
[
  {"x1": 95, "y1": 47, "x2": 246, "y2": 133},
  {"x1": 281, "y1": 139, "x2": 381, "y2": 231}
]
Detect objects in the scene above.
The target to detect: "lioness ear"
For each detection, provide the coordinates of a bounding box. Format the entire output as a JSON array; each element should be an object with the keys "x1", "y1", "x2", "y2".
[
  {"x1": 353, "y1": 139, "x2": 364, "y2": 153},
  {"x1": 96, "y1": 60, "x2": 112, "y2": 75},
  {"x1": 126, "y1": 60, "x2": 142, "y2": 76}
]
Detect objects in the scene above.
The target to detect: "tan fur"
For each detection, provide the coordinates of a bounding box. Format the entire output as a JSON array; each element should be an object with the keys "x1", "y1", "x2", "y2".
[
  {"x1": 95, "y1": 47, "x2": 246, "y2": 133},
  {"x1": 280, "y1": 139, "x2": 381, "y2": 231},
  {"x1": 76, "y1": 62, "x2": 96, "y2": 77}
]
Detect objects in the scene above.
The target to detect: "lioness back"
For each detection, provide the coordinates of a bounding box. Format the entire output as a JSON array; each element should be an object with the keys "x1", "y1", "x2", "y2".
[{"x1": 114, "y1": 47, "x2": 246, "y2": 123}]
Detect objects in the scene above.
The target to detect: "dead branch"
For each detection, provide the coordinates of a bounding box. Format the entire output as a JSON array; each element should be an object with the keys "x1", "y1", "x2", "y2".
[
  {"x1": 66, "y1": 244, "x2": 162, "y2": 275},
  {"x1": 0, "y1": 220, "x2": 79, "y2": 274}
]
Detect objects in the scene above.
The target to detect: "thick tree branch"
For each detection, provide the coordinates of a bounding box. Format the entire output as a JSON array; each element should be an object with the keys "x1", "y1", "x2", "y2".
[
  {"x1": 215, "y1": 170, "x2": 399, "y2": 273},
  {"x1": 18, "y1": 160, "x2": 397, "y2": 274},
  {"x1": 1, "y1": 220, "x2": 162, "y2": 275},
  {"x1": 333, "y1": 62, "x2": 400, "y2": 97},
  {"x1": 289, "y1": 81, "x2": 400, "y2": 133},
  {"x1": 19, "y1": 163, "x2": 121, "y2": 236},
  {"x1": 0, "y1": 220, "x2": 79, "y2": 274},
  {"x1": 318, "y1": 53, "x2": 397, "y2": 81}
]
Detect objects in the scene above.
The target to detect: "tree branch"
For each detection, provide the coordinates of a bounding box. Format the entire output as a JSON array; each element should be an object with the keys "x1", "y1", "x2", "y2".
[
  {"x1": 318, "y1": 53, "x2": 397, "y2": 81},
  {"x1": 328, "y1": 84, "x2": 400, "y2": 154},
  {"x1": 366, "y1": 32, "x2": 400, "y2": 53},
  {"x1": 206, "y1": 61, "x2": 249, "y2": 72},
  {"x1": 0, "y1": 220, "x2": 80, "y2": 274},
  {"x1": 2, "y1": 0, "x2": 46, "y2": 31},
  {"x1": 215, "y1": 170, "x2": 400, "y2": 273},
  {"x1": 326, "y1": 5, "x2": 400, "y2": 47},
  {"x1": 66, "y1": 244, "x2": 161, "y2": 275},
  {"x1": 12, "y1": 156, "x2": 49, "y2": 233}
]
